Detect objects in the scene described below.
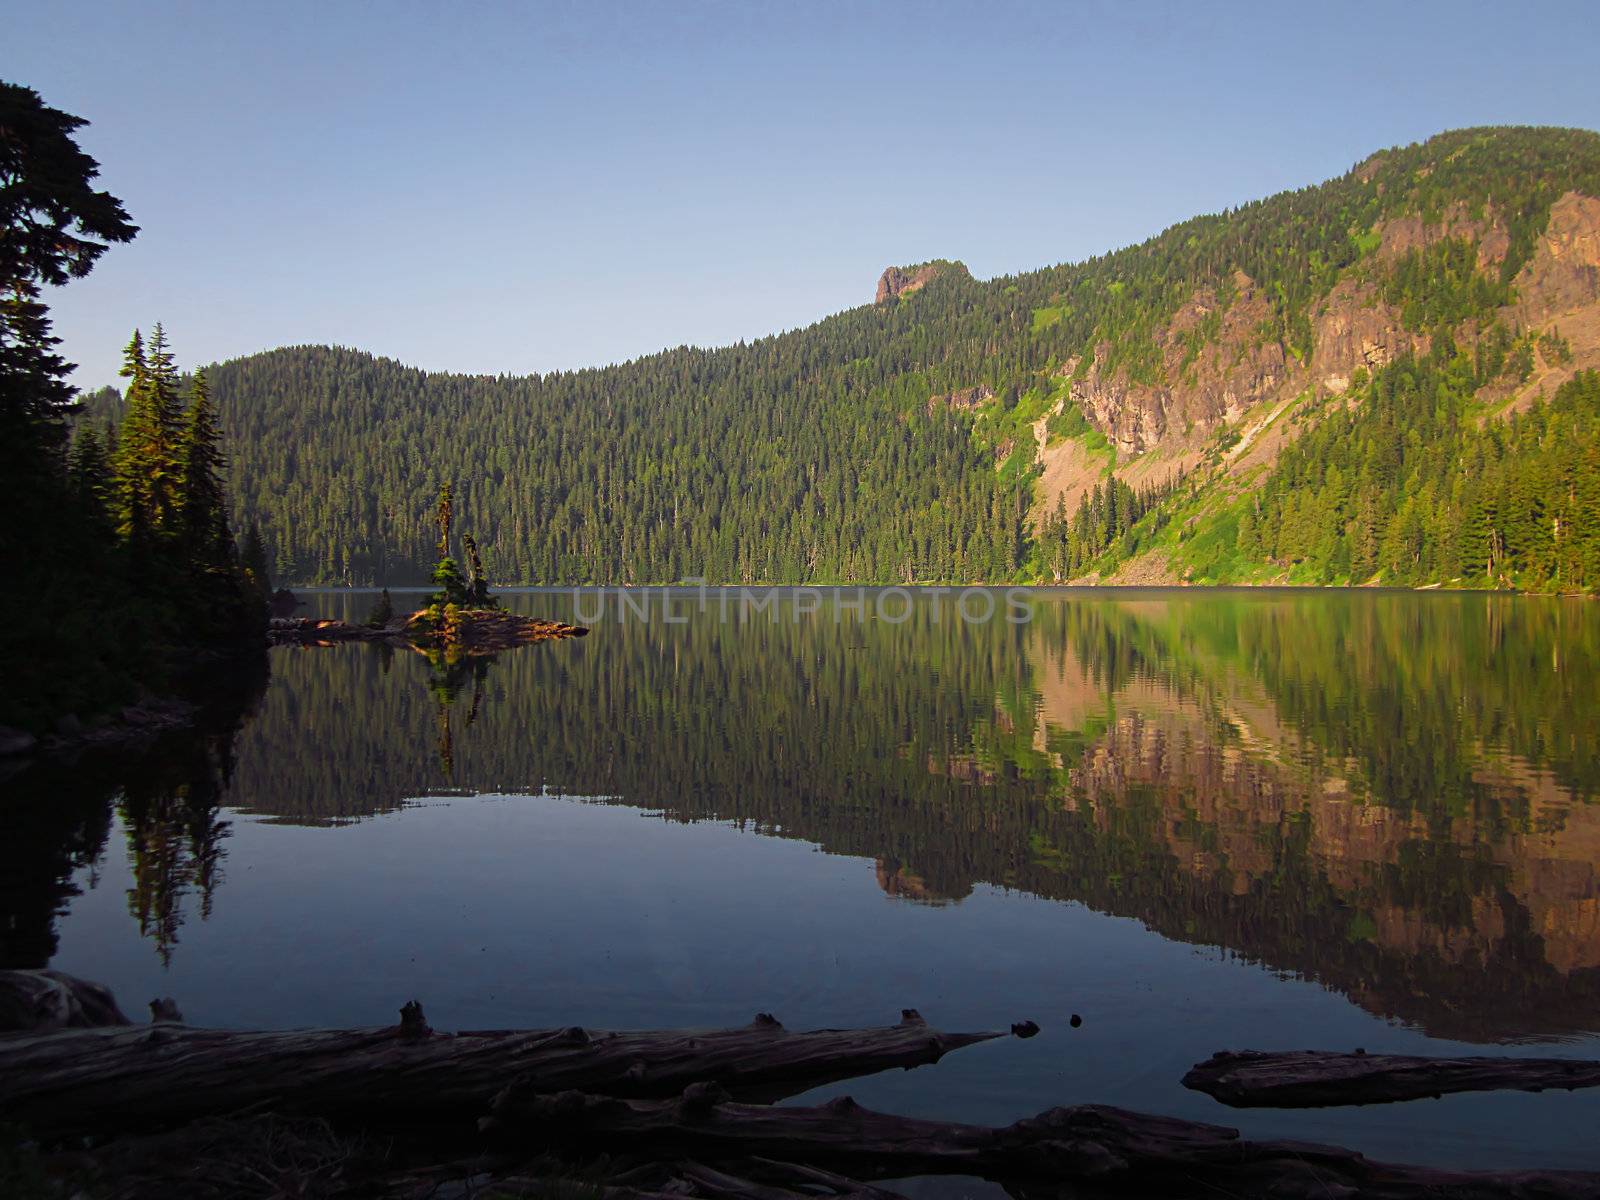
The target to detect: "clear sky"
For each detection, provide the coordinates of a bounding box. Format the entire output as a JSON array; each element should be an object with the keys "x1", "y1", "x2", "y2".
[{"x1": 6, "y1": 1, "x2": 1599, "y2": 389}]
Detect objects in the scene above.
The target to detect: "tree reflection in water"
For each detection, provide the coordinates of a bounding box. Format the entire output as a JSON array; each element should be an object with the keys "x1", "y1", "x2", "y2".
[{"x1": 1, "y1": 665, "x2": 266, "y2": 969}]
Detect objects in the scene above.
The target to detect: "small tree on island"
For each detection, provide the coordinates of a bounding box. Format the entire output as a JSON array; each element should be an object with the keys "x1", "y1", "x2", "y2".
[
  {"x1": 364, "y1": 587, "x2": 394, "y2": 628},
  {"x1": 429, "y1": 482, "x2": 468, "y2": 606},
  {"x1": 426, "y1": 482, "x2": 495, "y2": 613}
]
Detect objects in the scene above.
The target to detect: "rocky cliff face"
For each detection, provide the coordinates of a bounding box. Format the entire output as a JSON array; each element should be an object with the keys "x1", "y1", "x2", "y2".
[
  {"x1": 1306, "y1": 279, "x2": 1426, "y2": 395},
  {"x1": 1513, "y1": 192, "x2": 1600, "y2": 326},
  {"x1": 927, "y1": 384, "x2": 993, "y2": 415},
  {"x1": 1064, "y1": 271, "x2": 1293, "y2": 456},
  {"x1": 875, "y1": 261, "x2": 954, "y2": 304},
  {"x1": 1029, "y1": 191, "x2": 1600, "y2": 530}
]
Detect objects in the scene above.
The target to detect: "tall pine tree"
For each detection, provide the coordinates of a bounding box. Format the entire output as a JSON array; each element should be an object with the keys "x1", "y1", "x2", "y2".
[{"x1": 176, "y1": 368, "x2": 231, "y2": 568}]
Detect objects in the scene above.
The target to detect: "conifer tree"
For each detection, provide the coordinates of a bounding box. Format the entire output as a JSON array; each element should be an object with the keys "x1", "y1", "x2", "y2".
[
  {"x1": 176, "y1": 368, "x2": 232, "y2": 569},
  {"x1": 67, "y1": 423, "x2": 113, "y2": 531},
  {"x1": 365, "y1": 587, "x2": 395, "y2": 628},
  {"x1": 241, "y1": 521, "x2": 272, "y2": 604},
  {"x1": 427, "y1": 482, "x2": 469, "y2": 605},
  {"x1": 436, "y1": 482, "x2": 454, "y2": 559},
  {"x1": 430, "y1": 555, "x2": 468, "y2": 607},
  {"x1": 0, "y1": 82, "x2": 137, "y2": 478},
  {"x1": 145, "y1": 322, "x2": 184, "y2": 529},
  {"x1": 112, "y1": 329, "x2": 159, "y2": 537},
  {"x1": 0, "y1": 82, "x2": 142, "y2": 728}
]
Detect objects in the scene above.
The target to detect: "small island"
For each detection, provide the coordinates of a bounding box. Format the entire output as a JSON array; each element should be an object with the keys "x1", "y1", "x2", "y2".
[
  {"x1": 267, "y1": 485, "x2": 588, "y2": 652},
  {"x1": 268, "y1": 607, "x2": 588, "y2": 651}
]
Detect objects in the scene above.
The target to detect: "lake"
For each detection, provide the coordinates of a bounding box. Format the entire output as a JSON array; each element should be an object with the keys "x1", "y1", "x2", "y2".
[{"x1": 5, "y1": 588, "x2": 1600, "y2": 1178}]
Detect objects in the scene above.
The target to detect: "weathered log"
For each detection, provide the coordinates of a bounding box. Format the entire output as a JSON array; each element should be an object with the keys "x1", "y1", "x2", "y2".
[
  {"x1": 0, "y1": 1002, "x2": 1019, "y2": 1136},
  {"x1": 1184, "y1": 1048, "x2": 1600, "y2": 1108},
  {"x1": 487, "y1": 1086, "x2": 1600, "y2": 1199},
  {"x1": 426, "y1": 1160, "x2": 910, "y2": 1200},
  {"x1": 0, "y1": 969, "x2": 130, "y2": 1033},
  {"x1": 79, "y1": 1119, "x2": 913, "y2": 1200}
]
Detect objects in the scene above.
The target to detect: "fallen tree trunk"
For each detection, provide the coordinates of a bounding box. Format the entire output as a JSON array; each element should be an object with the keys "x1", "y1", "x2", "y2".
[
  {"x1": 75, "y1": 1117, "x2": 914, "y2": 1200},
  {"x1": 1184, "y1": 1048, "x2": 1600, "y2": 1108},
  {"x1": 382, "y1": 1159, "x2": 912, "y2": 1200},
  {"x1": 0, "y1": 995, "x2": 1022, "y2": 1136},
  {"x1": 487, "y1": 1086, "x2": 1600, "y2": 1199}
]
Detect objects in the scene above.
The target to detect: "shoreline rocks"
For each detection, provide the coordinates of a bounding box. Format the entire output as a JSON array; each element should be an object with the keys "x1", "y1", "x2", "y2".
[{"x1": 1, "y1": 696, "x2": 202, "y2": 765}]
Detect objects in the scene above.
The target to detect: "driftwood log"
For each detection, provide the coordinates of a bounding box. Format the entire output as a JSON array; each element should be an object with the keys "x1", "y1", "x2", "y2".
[
  {"x1": 0, "y1": 1000, "x2": 1020, "y2": 1136},
  {"x1": 490, "y1": 1086, "x2": 1600, "y2": 1199},
  {"x1": 1184, "y1": 1048, "x2": 1600, "y2": 1108},
  {"x1": 369, "y1": 1155, "x2": 915, "y2": 1200},
  {"x1": 63, "y1": 1114, "x2": 916, "y2": 1200},
  {"x1": 8, "y1": 973, "x2": 1599, "y2": 1199}
]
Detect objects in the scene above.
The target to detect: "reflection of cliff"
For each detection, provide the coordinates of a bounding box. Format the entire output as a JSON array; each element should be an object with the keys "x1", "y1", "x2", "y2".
[
  {"x1": 996, "y1": 598, "x2": 1600, "y2": 1039},
  {"x1": 1068, "y1": 703, "x2": 1600, "y2": 975},
  {"x1": 876, "y1": 856, "x2": 966, "y2": 904},
  {"x1": 1055, "y1": 706, "x2": 1600, "y2": 1040}
]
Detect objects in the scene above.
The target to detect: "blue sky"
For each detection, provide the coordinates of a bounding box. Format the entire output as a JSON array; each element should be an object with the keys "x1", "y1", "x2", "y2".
[{"x1": 7, "y1": 1, "x2": 1599, "y2": 389}]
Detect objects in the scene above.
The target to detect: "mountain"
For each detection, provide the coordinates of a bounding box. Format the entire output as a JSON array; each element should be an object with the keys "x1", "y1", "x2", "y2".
[{"x1": 84, "y1": 127, "x2": 1600, "y2": 588}]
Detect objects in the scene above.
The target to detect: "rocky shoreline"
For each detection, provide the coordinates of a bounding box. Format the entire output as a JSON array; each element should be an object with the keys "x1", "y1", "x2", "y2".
[{"x1": 0, "y1": 694, "x2": 215, "y2": 766}]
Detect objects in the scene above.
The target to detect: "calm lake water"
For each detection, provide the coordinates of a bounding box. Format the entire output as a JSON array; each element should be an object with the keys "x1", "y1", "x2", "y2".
[{"x1": 5, "y1": 588, "x2": 1600, "y2": 1175}]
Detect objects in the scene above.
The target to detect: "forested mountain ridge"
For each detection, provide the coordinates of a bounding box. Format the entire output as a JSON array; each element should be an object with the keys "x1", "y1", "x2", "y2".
[{"x1": 82, "y1": 126, "x2": 1600, "y2": 588}]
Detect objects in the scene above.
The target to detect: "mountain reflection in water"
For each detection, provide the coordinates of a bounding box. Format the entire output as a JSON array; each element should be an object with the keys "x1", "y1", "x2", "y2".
[{"x1": 4, "y1": 589, "x2": 1597, "y2": 1044}]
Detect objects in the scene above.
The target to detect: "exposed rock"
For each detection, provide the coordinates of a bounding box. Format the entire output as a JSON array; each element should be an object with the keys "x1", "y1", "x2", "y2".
[
  {"x1": 0, "y1": 970, "x2": 131, "y2": 1033},
  {"x1": 1310, "y1": 278, "x2": 1428, "y2": 394},
  {"x1": 6, "y1": 697, "x2": 203, "y2": 762},
  {"x1": 1513, "y1": 191, "x2": 1600, "y2": 325},
  {"x1": 927, "y1": 385, "x2": 993, "y2": 414},
  {"x1": 1063, "y1": 272, "x2": 1289, "y2": 456},
  {"x1": 1102, "y1": 550, "x2": 1183, "y2": 586},
  {"x1": 876, "y1": 262, "x2": 962, "y2": 304},
  {"x1": 1375, "y1": 201, "x2": 1509, "y2": 270},
  {"x1": 0, "y1": 725, "x2": 37, "y2": 756}
]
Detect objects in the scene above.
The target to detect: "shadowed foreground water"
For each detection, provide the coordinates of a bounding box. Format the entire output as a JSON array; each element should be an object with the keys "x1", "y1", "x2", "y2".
[{"x1": 4, "y1": 588, "x2": 1599, "y2": 1174}]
